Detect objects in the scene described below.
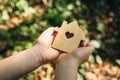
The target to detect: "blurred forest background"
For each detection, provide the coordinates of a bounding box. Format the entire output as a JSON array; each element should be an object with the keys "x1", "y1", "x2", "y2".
[{"x1": 0, "y1": 0, "x2": 120, "y2": 80}]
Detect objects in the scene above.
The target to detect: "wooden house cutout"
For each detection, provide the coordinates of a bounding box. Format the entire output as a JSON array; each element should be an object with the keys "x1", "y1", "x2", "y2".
[{"x1": 52, "y1": 21, "x2": 85, "y2": 53}]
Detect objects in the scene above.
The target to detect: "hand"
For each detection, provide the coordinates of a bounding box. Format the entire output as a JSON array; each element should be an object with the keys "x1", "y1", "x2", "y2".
[
  {"x1": 32, "y1": 27, "x2": 60, "y2": 64},
  {"x1": 54, "y1": 41, "x2": 94, "y2": 80},
  {"x1": 56, "y1": 41, "x2": 94, "y2": 66}
]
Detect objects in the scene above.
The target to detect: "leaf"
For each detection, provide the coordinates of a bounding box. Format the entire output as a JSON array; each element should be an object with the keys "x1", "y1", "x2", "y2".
[
  {"x1": 75, "y1": 0, "x2": 81, "y2": 6},
  {"x1": 23, "y1": 7, "x2": 35, "y2": 16},
  {"x1": 88, "y1": 55, "x2": 95, "y2": 63},
  {"x1": 0, "y1": 55, "x2": 3, "y2": 60},
  {"x1": 26, "y1": 74, "x2": 34, "y2": 80},
  {"x1": 115, "y1": 59, "x2": 120, "y2": 65},
  {"x1": 2, "y1": 10, "x2": 10, "y2": 20},
  {"x1": 90, "y1": 40, "x2": 101, "y2": 48},
  {"x1": 42, "y1": 0, "x2": 48, "y2": 6},
  {"x1": 25, "y1": 42, "x2": 32, "y2": 49},
  {"x1": 67, "y1": 4, "x2": 74, "y2": 10},
  {"x1": 97, "y1": 22, "x2": 104, "y2": 32},
  {"x1": 12, "y1": 51, "x2": 18, "y2": 55},
  {"x1": 84, "y1": 72, "x2": 97, "y2": 80},
  {"x1": 77, "y1": 73, "x2": 84, "y2": 80},
  {"x1": 79, "y1": 64, "x2": 85, "y2": 73},
  {"x1": 16, "y1": 0, "x2": 28, "y2": 10},
  {"x1": 62, "y1": 10, "x2": 71, "y2": 18},
  {"x1": 96, "y1": 55, "x2": 103, "y2": 65}
]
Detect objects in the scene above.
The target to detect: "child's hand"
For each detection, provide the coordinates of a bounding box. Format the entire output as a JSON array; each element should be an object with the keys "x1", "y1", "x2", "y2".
[
  {"x1": 55, "y1": 41, "x2": 94, "y2": 80},
  {"x1": 32, "y1": 27, "x2": 60, "y2": 64},
  {"x1": 56, "y1": 41, "x2": 94, "y2": 66}
]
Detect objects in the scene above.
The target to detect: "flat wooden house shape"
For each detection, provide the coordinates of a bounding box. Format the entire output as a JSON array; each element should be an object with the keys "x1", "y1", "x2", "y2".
[{"x1": 52, "y1": 21, "x2": 85, "y2": 53}]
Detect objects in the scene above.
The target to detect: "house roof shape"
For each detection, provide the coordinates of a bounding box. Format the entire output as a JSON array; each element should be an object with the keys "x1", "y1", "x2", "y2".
[{"x1": 52, "y1": 21, "x2": 85, "y2": 53}]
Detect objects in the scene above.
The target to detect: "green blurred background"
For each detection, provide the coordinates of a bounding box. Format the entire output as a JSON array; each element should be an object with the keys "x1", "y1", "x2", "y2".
[{"x1": 0, "y1": 0, "x2": 120, "y2": 80}]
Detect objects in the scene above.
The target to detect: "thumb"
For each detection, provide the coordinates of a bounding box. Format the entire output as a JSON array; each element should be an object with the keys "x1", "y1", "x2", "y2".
[
  {"x1": 72, "y1": 44, "x2": 94, "y2": 64},
  {"x1": 38, "y1": 27, "x2": 58, "y2": 44}
]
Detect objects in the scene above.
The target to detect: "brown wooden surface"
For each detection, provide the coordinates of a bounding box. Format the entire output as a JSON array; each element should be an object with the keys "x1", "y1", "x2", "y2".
[{"x1": 52, "y1": 21, "x2": 85, "y2": 53}]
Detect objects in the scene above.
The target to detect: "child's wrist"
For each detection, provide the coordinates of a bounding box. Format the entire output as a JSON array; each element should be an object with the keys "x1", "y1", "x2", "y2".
[
  {"x1": 57, "y1": 57, "x2": 79, "y2": 68},
  {"x1": 32, "y1": 43, "x2": 45, "y2": 65}
]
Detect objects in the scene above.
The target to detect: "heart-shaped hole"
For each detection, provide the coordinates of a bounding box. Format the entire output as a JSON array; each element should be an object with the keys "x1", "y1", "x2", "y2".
[{"x1": 65, "y1": 31, "x2": 74, "y2": 39}]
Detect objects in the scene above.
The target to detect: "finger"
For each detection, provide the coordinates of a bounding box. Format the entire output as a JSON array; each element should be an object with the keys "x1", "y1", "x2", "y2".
[
  {"x1": 52, "y1": 29, "x2": 58, "y2": 36},
  {"x1": 86, "y1": 43, "x2": 94, "y2": 47},
  {"x1": 84, "y1": 41, "x2": 88, "y2": 47},
  {"x1": 52, "y1": 27, "x2": 59, "y2": 44},
  {"x1": 42, "y1": 27, "x2": 56, "y2": 36},
  {"x1": 41, "y1": 27, "x2": 58, "y2": 39},
  {"x1": 77, "y1": 43, "x2": 94, "y2": 56},
  {"x1": 54, "y1": 26, "x2": 59, "y2": 32},
  {"x1": 85, "y1": 43, "x2": 94, "y2": 55},
  {"x1": 79, "y1": 40, "x2": 88, "y2": 47},
  {"x1": 47, "y1": 27, "x2": 58, "y2": 43},
  {"x1": 70, "y1": 43, "x2": 94, "y2": 64},
  {"x1": 53, "y1": 27, "x2": 59, "y2": 35},
  {"x1": 79, "y1": 40, "x2": 85, "y2": 47},
  {"x1": 78, "y1": 28, "x2": 86, "y2": 47}
]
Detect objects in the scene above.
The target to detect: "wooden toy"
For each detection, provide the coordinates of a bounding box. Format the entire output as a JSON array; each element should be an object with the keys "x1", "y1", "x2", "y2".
[{"x1": 52, "y1": 21, "x2": 85, "y2": 53}]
